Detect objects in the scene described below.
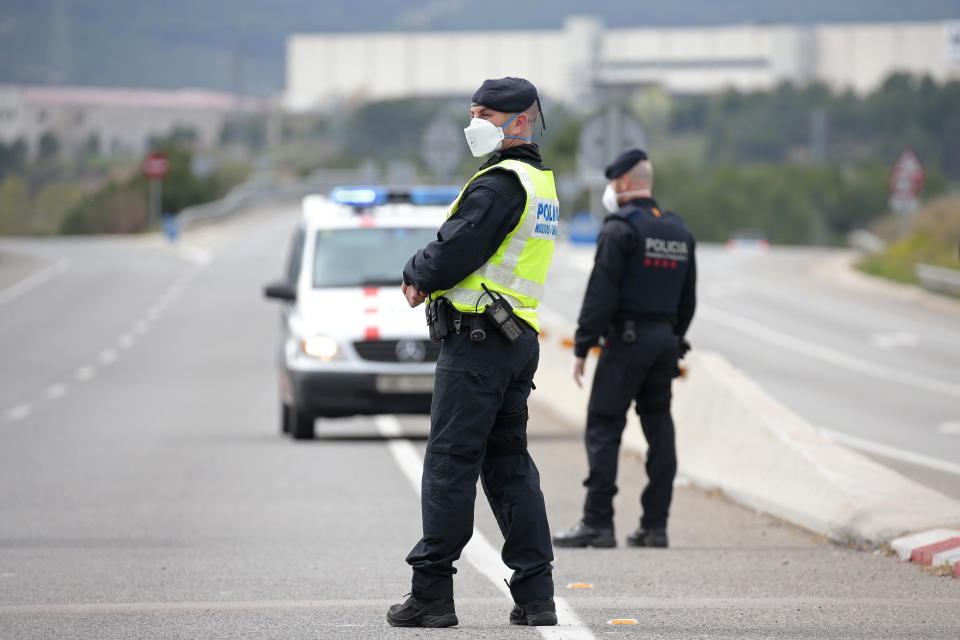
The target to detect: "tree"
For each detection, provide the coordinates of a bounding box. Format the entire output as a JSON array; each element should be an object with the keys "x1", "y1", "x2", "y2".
[
  {"x1": 38, "y1": 132, "x2": 61, "y2": 162},
  {"x1": 0, "y1": 139, "x2": 26, "y2": 178}
]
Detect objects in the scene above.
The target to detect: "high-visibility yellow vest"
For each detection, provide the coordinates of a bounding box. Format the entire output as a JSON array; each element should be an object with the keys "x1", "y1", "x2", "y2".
[{"x1": 432, "y1": 158, "x2": 559, "y2": 332}]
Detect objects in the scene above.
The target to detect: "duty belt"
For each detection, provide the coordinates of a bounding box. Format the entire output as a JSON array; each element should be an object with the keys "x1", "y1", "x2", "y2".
[{"x1": 426, "y1": 297, "x2": 530, "y2": 344}]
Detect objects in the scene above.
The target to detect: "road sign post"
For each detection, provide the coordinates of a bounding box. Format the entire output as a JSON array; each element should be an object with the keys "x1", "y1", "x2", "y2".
[
  {"x1": 888, "y1": 149, "x2": 924, "y2": 237},
  {"x1": 577, "y1": 105, "x2": 647, "y2": 216},
  {"x1": 421, "y1": 120, "x2": 464, "y2": 181},
  {"x1": 142, "y1": 151, "x2": 170, "y2": 229}
]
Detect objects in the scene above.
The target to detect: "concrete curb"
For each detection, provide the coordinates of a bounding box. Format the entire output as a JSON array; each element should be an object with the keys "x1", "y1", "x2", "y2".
[
  {"x1": 531, "y1": 312, "x2": 960, "y2": 546},
  {"x1": 890, "y1": 529, "x2": 960, "y2": 577}
]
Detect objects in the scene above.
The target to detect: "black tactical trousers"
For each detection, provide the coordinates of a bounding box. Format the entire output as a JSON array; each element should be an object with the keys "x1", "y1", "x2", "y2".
[
  {"x1": 406, "y1": 325, "x2": 554, "y2": 604},
  {"x1": 582, "y1": 323, "x2": 679, "y2": 531}
]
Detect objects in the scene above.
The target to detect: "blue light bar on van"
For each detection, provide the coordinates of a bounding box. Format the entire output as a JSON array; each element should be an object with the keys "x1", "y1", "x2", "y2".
[
  {"x1": 409, "y1": 187, "x2": 460, "y2": 206},
  {"x1": 330, "y1": 187, "x2": 385, "y2": 206}
]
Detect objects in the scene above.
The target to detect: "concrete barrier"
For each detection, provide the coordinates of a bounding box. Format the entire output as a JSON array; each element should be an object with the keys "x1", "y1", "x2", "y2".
[
  {"x1": 916, "y1": 263, "x2": 960, "y2": 297},
  {"x1": 531, "y1": 311, "x2": 960, "y2": 546}
]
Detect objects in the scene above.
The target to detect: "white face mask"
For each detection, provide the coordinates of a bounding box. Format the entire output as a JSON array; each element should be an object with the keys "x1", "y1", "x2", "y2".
[
  {"x1": 463, "y1": 112, "x2": 531, "y2": 158},
  {"x1": 601, "y1": 184, "x2": 652, "y2": 213}
]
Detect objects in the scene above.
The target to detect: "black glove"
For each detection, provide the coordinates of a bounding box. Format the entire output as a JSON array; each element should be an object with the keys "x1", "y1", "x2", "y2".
[{"x1": 679, "y1": 338, "x2": 691, "y2": 359}]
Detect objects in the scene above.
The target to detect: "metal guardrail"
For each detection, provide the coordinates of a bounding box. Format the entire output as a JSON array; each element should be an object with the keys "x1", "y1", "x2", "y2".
[
  {"x1": 176, "y1": 169, "x2": 387, "y2": 229},
  {"x1": 846, "y1": 229, "x2": 887, "y2": 254},
  {"x1": 176, "y1": 166, "x2": 472, "y2": 230},
  {"x1": 915, "y1": 263, "x2": 960, "y2": 296}
]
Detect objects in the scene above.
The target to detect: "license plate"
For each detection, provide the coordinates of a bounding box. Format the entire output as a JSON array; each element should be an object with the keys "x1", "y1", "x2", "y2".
[{"x1": 375, "y1": 375, "x2": 434, "y2": 394}]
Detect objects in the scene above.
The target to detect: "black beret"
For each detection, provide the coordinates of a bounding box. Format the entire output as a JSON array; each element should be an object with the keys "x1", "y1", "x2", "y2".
[
  {"x1": 472, "y1": 77, "x2": 539, "y2": 113},
  {"x1": 604, "y1": 148, "x2": 649, "y2": 180}
]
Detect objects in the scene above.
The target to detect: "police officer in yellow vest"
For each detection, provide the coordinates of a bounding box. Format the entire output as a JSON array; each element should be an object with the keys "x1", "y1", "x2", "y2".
[{"x1": 388, "y1": 77, "x2": 558, "y2": 629}]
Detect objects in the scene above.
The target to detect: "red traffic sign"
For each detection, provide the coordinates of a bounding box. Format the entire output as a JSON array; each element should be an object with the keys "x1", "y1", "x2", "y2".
[
  {"x1": 142, "y1": 151, "x2": 170, "y2": 180},
  {"x1": 889, "y1": 149, "x2": 924, "y2": 199}
]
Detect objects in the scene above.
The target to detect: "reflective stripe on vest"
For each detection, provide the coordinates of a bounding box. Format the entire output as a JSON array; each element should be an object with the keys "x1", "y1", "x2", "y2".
[{"x1": 432, "y1": 158, "x2": 559, "y2": 332}]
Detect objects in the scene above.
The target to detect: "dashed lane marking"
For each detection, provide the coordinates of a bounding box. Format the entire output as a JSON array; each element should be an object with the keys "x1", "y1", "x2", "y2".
[
  {"x1": 2, "y1": 268, "x2": 195, "y2": 427},
  {"x1": 45, "y1": 384, "x2": 67, "y2": 400},
  {"x1": 75, "y1": 366, "x2": 95, "y2": 382},
  {"x1": 5, "y1": 404, "x2": 32, "y2": 422},
  {"x1": 701, "y1": 304, "x2": 960, "y2": 399},
  {"x1": 0, "y1": 258, "x2": 69, "y2": 307},
  {"x1": 375, "y1": 415, "x2": 596, "y2": 639},
  {"x1": 869, "y1": 331, "x2": 919, "y2": 351},
  {"x1": 937, "y1": 421, "x2": 960, "y2": 435}
]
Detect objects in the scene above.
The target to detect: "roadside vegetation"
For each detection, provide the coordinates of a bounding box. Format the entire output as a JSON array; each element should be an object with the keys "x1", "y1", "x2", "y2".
[
  {"x1": 1, "y1": 72, "x2": 956, "y2": 240},
  {"x1": 857, "y1": 195, "x2": 960, "y2": 284},
  {"x1": 0, "y1": 127, "x2": 252, "y2": 236},
  {"x1": 273, "y1": 72, "x2": 957, "y2": 245}
]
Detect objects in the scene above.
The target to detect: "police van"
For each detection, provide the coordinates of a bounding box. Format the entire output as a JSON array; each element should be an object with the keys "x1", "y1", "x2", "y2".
[{"x1": 263, "y1": 186, "x2": 455, "y2": 439}]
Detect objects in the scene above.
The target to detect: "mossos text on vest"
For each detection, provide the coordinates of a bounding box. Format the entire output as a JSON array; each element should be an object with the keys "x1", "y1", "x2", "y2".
[
  {"x1": 533, "y1": 200, "x2": 559, "y2": 239},
  {"x1": 644, "y1": 237, "x2": 689, "y2": 261}
]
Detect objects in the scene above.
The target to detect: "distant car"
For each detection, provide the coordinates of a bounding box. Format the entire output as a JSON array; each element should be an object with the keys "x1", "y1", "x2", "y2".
[
  {"x1": 263, "y1": 186, "x2": 456, "y2": 439},
  {"x1": 726, "y1": 229, "x2": 770, "y2": 253}
]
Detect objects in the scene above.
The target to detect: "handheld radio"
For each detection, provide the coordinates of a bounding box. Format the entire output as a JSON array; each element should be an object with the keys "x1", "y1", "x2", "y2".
[{"x1": 480, "y1": 283, "x2": 524, "y2": 344}]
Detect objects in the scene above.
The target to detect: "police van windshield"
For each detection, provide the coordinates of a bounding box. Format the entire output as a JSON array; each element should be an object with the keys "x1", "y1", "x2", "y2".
[{"x1": 313, "y1": 227, "x2": 438, "y2": 288}]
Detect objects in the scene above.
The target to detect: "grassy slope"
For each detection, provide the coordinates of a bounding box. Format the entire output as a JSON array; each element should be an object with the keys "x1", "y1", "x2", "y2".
[{"x1": 857, "y1": 195, "x2": 960, "y2": 284}]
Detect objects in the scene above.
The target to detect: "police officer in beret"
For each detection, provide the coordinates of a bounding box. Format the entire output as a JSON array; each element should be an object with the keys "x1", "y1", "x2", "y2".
[
  {"x1": 388, "y1": 77, "x2": 559, "y2": 628},
  {"x1": 553, "y1": 149, "x2": 696, "y2": 549}
]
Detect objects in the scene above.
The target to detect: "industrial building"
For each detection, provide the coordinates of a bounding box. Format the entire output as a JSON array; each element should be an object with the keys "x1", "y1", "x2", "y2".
[
  {"x1": 0, "y1": 85, "x2": 257, "y2": 158},
  {"x1": 285, "y1": 17, "x2": 960, "y2": 111}
]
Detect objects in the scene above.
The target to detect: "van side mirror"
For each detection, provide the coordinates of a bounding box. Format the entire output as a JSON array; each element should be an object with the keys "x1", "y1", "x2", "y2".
[{"x1": 263, "y1": 281, "x2": 297, "y2": 302}]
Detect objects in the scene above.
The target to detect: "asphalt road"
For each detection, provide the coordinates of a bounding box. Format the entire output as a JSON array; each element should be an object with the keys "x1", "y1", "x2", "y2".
[
  {"x1": 544, "y1": 242, "x2": 960, "y2": 500},
  {"x1": 1, "y1": 208, "x2": 958, "y2": 639}
]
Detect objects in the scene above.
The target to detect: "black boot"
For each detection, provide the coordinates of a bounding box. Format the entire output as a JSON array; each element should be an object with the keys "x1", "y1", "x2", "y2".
[
  {"x1": 510, "y1": 598, "x2": 558, "y2": 626},
  {"x1": 626, "y1": 526, "x2": 668, "y2": 548},
  {"x1": 386, "y1": 594, "x2": 458, "y2": 627},
  {"x1": 552, "y1": 520, "x2": 616, "y2": 548}
]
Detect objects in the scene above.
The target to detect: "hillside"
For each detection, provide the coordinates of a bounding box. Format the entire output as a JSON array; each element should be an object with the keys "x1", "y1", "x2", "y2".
[{"x1": 1, "y1": 0, "x2": 958, "y2": 95}]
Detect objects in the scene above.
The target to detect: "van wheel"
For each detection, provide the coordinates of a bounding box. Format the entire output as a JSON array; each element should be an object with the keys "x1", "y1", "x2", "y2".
[
  {"x1": 291, "y1": 407, "x2": 315, "y2": 440},
  {"x1": 281, "y1": 403, "x2": 292, "y2": 434}
]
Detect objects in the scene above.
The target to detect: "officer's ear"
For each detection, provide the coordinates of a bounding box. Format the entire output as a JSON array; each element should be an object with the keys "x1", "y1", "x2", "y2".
[
  {"x1": 509, "y1": 112, "x2": 528, "y2": 134},
  {"x1": 615, "y1": 173, "x2": 631, "y2": 193}
]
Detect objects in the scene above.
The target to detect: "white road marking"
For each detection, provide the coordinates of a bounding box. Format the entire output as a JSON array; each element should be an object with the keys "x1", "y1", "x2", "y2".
[
  {"x1": 134, "y1": 320, "x2": 149, "y2": 335},
  {"x1": 0, "y1": 258, "x2": 69, "y2": 307},
  {"x1": 819, "y1": 427, "x2": 960, "y2": 476},
  {"x1": 701, "y1": 304, "x2": 960, "y2": 399},
  {"x1": 147, "y1": 306, "x2": 161, "y2": 320},
  {"x1": 178, "y1": 246, "x2": 213, "y2": 266},
  {"x1": 117, "y1": 333, "x2": 135, "y2": 349},
  {"x1": 705, "y1": 282, "x2": 748, "y2": 298},
  {"x1": 98, "y1": 348, "x2": 117, "y2": 365},
  {"x1": 869, "y1": 331, "x2": 919, "y2": 351},
  {"x1": 75, "y1": 365, "x2": 95, "y2": 381},
  {"x1": 45, "y1": 384, "x2": 67, "y2": 400},
  {"x1": 938, "y1": 421, "x2": 960, "y2": 435},
  {"x1": 5, "y1": 404, "x2": 32, "y2": 422},
  {"x1": 375, "y1": 415, "x2": 595, "y2": 639}
]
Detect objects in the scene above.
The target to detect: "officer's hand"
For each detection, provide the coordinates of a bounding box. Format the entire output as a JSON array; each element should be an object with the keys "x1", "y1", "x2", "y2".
[
  {"x1": 571, "y1": 356, "x2": 586, "y2": 388},
  {"x1": 401, "y1": 282, "x2": 427, "y2": 308}
]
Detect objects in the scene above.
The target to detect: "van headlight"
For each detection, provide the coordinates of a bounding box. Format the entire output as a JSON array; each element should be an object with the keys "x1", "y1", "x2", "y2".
[{"x1": 302, "y1": 336, "x2": 339, "y2": 361}]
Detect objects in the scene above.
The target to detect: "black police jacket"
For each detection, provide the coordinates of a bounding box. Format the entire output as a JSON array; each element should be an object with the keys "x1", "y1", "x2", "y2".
[
  {"x1": 574, "y1": 197, "x2": 696, "y2": 358},
  {"x1": 403, "y1": 144, "x2": 546, "y2": 294}
]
